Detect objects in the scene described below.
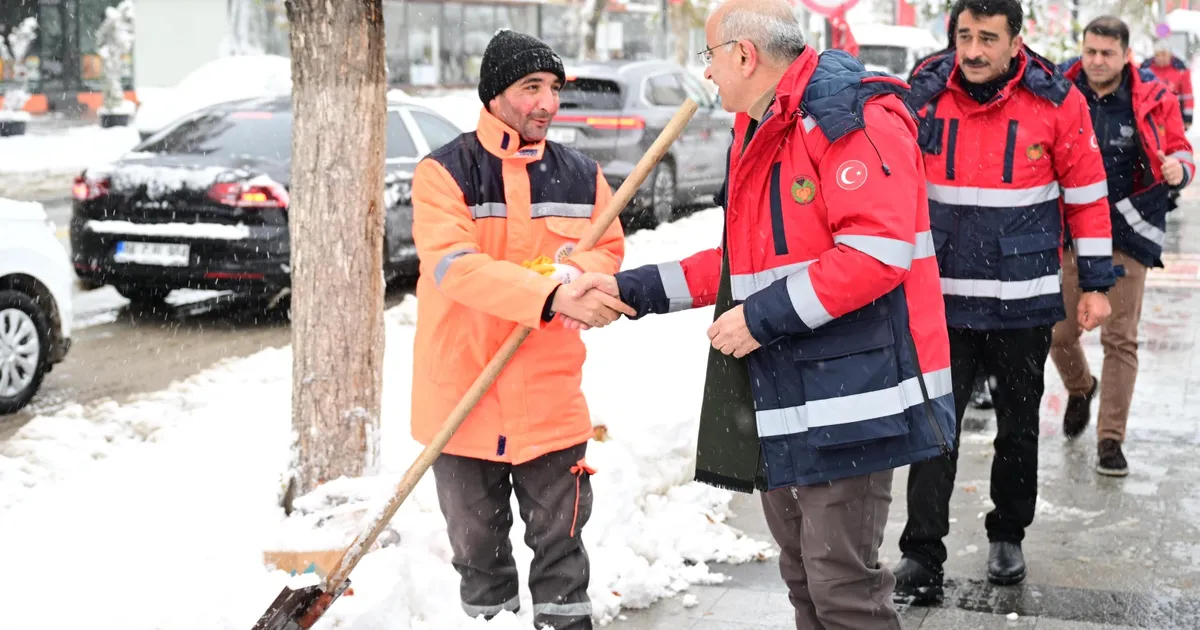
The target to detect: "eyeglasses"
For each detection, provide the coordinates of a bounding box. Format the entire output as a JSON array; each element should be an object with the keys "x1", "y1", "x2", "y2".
[{"x1": 698, "y1": 40, "x2": 737, "y2": 66}]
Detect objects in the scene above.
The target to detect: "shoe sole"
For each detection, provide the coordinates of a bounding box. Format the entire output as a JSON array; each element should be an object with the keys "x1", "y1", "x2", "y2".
[
  {"x1": 987, "y1": 570, "x2": 1026, "y2": 586},
  {"x1": 1097, "y1": 465, "x2": 1129, "y2": 477}
]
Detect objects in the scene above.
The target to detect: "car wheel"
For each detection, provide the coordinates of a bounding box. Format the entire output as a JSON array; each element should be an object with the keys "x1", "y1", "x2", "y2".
[
  {"x1": 0, "y1": 290, "x2": 52, "y2": 414},
  {"x1": 645, "y1": 161, "x2": 677, "y2": 229}
]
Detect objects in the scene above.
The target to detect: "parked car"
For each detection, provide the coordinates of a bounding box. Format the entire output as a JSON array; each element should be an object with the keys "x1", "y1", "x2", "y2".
[
  {"x1": 0, "y1": 199, "x2": 73, "y2": 414},
  {"x1": 70, "y1": 95, "x2": 462, "y2": 305},
  {"x1": 853, "y1": 24, "x2": 945, "y2": 79},
  {"x1": 133, "y1": 55, "x2": 293, "y2": 141},
  {"x1": 551, "y1": 60, "x2": 733, "y2": 228}
]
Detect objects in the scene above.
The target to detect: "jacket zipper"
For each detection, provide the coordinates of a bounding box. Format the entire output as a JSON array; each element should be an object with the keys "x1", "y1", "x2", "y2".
[{"x1": 904, "y1": 330, "x2": 951, "y2": 456}]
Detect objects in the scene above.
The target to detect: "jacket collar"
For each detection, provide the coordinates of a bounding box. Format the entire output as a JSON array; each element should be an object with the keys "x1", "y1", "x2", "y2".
[
  {"x1": 474, "y1": 107, "x2": 546, "y2": 161},
  {"x1": 1062, "y1": 58, "x2": 1169, "y2": 113},
  {"x1": 909, "y1": 45, "x2": 1071, "y2": 112}
]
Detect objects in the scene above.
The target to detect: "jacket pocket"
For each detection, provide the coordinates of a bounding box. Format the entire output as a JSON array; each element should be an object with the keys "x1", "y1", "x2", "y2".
[
  {"x1": 545, "y1": 216, "x2": 592, "y2": 239},
  {"x1": 792, "y1": 317, "x2": 911, "y2": 449},
  {"x1": 996, "y1": 231, "x2": 1062, "y2": 318}
]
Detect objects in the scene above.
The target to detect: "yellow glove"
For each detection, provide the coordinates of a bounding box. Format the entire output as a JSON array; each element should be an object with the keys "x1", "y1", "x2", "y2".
[{"x1": 521, "y1": 255, "x2": 557, "y2": 277}]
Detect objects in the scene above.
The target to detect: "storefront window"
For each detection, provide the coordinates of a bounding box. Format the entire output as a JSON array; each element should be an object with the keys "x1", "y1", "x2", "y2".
[
  {"x1": 384, "y1": 0, "x2": 408, "y2": 84},
  {"x1": 407, "y1": 2, "x2": 441, "y2": 86}
]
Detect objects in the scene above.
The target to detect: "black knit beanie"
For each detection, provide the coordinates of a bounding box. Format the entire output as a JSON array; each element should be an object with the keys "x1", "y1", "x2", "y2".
[{"x1": 478, "y1": 29, "x2": 566, "y2": 105}]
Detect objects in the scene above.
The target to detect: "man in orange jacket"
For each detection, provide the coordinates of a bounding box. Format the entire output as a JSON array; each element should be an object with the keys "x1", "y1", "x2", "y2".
[{"x1": 409, "y1": 30, "x2": 632, "y2": 630}]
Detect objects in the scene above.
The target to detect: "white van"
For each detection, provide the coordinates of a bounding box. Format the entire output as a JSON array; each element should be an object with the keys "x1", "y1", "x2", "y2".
[
  {"x1": 852, "y1": 24, "x2": 945, "y2": 79},
  {"x1": 0, "y1": 199, "x2": 73, "y2": 413}
]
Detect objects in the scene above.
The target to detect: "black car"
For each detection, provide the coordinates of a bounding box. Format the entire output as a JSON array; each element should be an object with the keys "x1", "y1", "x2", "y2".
[
  {"x1": 69, "y1": 95, "x2": 462, "y2": 304},
  {"x1": 551, "y1": 60, "x2": 733, "y2": 228}
]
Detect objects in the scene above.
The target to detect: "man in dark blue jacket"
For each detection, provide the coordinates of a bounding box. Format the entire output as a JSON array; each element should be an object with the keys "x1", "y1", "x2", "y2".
[{"x1": 1054, "y1": 17, "x2": 1194, "y2": 477}]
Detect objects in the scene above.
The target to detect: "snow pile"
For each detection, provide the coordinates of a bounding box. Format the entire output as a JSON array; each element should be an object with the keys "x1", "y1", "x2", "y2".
[
  {"x1": 0, "y1": 126, "x2": 141, "y2": 200},
  {"x1": 85, "y1": 220, "x2": 251, "y2": 240},
  {"x1": 0, "y1": 207, "x2": 773, "y2": 629},
  {"x1": 133, "y1": 54, "x2": 292, "y2": 137},
  {"x1": 91, "y1": 162, "x2": 232, "y2": 198},
  {"x1": 0, "y1": 197, "x2": 47, "y2": 221}
]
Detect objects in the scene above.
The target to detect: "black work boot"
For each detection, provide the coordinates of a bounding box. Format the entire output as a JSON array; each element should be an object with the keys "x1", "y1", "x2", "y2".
[
  {"x1": 987, "y1": 542, "x2": 1026, "y2": 586},
  {"x1": 1063, "y1": 376, "x2": 1098, "y2": 438},
  {"x1": 891, "y1": 557, "x2": 944, "y2": 606},
  {"x1": 1097, "y1": 438, "x2": 1129, "y2": 476},
  {"x1": 970, "y1": 373, "x2": 993, "y2": 409}
]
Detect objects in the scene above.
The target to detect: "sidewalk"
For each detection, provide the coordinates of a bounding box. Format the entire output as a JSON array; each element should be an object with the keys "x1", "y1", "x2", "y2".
[{"x1": 614, "y1": 191, "x2": 1200, "y2": 630}]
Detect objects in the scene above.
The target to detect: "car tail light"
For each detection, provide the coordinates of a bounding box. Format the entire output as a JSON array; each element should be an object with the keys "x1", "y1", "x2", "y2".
[
  {"x1": 72, "y1": 175, "x2": 110, "y2": 201},
  {"x1": 207, "y1": 180, "x2": 290, "y2": 209},
  {"x1": 554, "y1": 115, "x2": 646, "y2": 130}
]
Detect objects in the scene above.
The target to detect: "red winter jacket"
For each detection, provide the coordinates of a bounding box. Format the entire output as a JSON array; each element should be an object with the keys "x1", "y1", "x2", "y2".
[
  {"x1": 907, "y1": 47, "x2": 1115, "y2": 329},
  {"x1": 615, "y1": 47, "x2": 955, "y2": 490},
  {"x1": 1142, "y1": 55, "x2": 1193, "y2": 126}
]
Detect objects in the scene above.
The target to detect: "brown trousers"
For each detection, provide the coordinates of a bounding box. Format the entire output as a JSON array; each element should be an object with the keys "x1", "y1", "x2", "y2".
[
  {"x1": 1050, "y1": 248, "x2": 1149, "y2": 443},
  {"x1": 761, "y1": 470, "x2": 902, "y2": 630}
]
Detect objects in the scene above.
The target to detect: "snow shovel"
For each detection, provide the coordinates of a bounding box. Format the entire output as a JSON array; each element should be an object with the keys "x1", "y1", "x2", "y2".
[{"x1": 250, "y1": 96, "x2": 701, "y2": 630}]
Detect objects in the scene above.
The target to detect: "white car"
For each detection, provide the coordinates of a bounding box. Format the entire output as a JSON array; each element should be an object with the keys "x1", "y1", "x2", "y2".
[
  {"x1": 0, "y1": 199, "x2": 73, "y2": 413},
  {"x1": 134, "y1": 55, "x2": 293, "y2": 141}
]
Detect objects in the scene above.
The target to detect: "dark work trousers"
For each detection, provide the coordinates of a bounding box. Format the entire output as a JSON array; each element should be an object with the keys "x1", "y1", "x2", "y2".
[
  {"x1": 432, "y1": 442, "x2": 594, "y2": 630},
  {"x1": 899, "y1": 325, "x2": 1052, "y2": 570}
]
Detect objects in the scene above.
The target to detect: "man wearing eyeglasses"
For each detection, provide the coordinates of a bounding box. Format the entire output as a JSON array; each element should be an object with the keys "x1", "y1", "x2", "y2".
[{"x1": 567, "y1": 0, "x2": 954, "y2": 625}]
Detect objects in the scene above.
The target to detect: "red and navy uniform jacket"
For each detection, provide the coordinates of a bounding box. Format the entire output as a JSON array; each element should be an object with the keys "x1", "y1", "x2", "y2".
[
  {"x1": 614, "y1": 47, "x2": 956, "y2": 490},
  {"x1": 1062, "y1": 58, "x2": 1195, "y2": 269},
  {"x1": 907, "y1": 47, "x2": 1116, "y2": 330},
  {"x1": 1141, "y1": 55, "x2": 1193, "y2": 126}
]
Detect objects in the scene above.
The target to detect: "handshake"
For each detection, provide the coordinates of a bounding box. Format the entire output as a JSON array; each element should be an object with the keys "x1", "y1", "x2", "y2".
[{"x1": 552, "y1": 272, "x2": 636, "y2": 331}]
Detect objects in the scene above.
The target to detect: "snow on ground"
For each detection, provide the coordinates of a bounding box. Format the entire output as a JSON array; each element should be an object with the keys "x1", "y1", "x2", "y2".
[
  {"x1": 0, "y1": 207, "x2": 773, "y2": 629},
  {"x1": 0, "y1": 124, "x2": 140, "y2": 177}
]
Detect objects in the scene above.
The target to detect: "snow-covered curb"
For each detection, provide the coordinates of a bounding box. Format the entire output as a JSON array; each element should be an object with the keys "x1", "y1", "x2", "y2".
[{"x1": 0, "y1": 208, "x2": 774, "y2": 629}]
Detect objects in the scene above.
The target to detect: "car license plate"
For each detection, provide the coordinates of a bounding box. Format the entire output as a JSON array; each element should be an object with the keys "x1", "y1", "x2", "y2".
[
  {"x1": 114, "y1": 241, "x2": 191, "y2": 267},
  {"x1": 546, "y1": 127, "x2": 578, "y2": 144}
]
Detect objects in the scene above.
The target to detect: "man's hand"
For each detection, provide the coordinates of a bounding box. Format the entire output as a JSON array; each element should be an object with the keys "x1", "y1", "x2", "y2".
[
  {"x1": 1158, "y1": 150, "x2": 1186, "y2": 186},
  {"x1": 707, "y1": 304, "x2": 761, "y2": 358},
  {"x1": 553, "y1": 272, "x2": 635, "y2": 331},
  {"x1": 1078, "y1": 291, "x2": 1112, "y2": 332}
]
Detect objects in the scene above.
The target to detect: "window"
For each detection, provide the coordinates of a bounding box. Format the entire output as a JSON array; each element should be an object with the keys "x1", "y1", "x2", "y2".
[
  {"x1": 680, "y1": 73, "x2": 714, "y2": 108},
  {"x1": 645, "y1": 74, "x2": 687, "y2": 107},
  {"x1": 387, "y1": 111, "x2": 419, "y2": 159},
  {"x1": 140, "y1": 109, "x2": 294, "y2": 162},
  {"x1": 410, "y1": 110, "x2": 461, "y2": 151},
  {"x1": 560, "y1": 78, "x2": 623, "y2": 110}
]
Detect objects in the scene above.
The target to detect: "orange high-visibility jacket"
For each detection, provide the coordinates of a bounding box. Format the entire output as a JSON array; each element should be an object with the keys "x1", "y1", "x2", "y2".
[{"x1": 410, "y1": 108, "x2": 625, "y2": 464}]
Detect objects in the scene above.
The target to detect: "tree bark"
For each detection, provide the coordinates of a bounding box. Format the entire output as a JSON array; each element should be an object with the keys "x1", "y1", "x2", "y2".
[
  {"x1": 283, "y1": 0, "x2": 386, "y2": 509},
  {"x1": 583, "y1": 0, "x2": 607, "y2": 60}
]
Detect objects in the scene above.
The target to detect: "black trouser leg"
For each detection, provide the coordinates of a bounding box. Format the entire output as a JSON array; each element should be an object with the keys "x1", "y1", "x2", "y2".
[
  {"x1": 899, "y1": 327, "x2": 979, "y2": 571},
  {"x1": 982, "y1": 326, "x2": 1052, "y2": 543}
]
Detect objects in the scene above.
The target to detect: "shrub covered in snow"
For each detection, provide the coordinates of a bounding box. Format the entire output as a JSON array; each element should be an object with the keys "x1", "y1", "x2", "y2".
[
  {"x1": 95, "y1": 0, "x2": 137, "y2": 116},
  {"x1": 0, "y1": 17, "x2": 38, "y2": 122}
]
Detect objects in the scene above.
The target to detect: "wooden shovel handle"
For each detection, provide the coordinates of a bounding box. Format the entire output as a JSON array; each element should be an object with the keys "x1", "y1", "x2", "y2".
[{"x1": 321, "y1": 98, "x2": 701, "y2": 593}]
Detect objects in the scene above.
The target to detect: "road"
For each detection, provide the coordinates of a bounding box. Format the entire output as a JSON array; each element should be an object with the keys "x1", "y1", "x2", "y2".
[{"x1": 0, "y1": 199, "x2": 416, "y2": 440}]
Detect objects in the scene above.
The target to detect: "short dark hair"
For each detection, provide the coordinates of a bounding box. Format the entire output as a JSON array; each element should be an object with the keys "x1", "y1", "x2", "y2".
[
  {"x1": 1083, "y1": 16, "x2": 1130, "y2": 50},
  {"x1": 950, "y1": 0, "x2": 1023, "y2": 39}
]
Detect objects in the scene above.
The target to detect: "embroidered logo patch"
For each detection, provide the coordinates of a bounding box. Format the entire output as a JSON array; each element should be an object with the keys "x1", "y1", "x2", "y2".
[
  {"x1": 1025, "y1": 144, "x2": 1045, "y2": 161},
  {"x1": 835, "y1": 160, "x2": 868, "y2": 191},
  {"x1": 1089, "y1": 134, "x2": 1100, "y2": 151},
  {"x1": 791, "y1": 176, "x2": 817, "y2": 204},
  {"x1": 555, "y1": 242, "x2": 575, "y2": 264}
]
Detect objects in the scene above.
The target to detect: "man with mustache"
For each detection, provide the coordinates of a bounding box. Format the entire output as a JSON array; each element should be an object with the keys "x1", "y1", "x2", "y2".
[
  {"x1": 1054, "y1": 17, "x2": 1193, "y2": 477},
  {"x1": 895, "y1": 0, "x2": 1115, "y2": 603},
  {"x1": 409, "y1": 29, "x2": 632, "y2": 630}
]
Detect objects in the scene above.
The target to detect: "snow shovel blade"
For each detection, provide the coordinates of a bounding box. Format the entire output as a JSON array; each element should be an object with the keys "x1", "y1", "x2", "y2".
[{"x1": 250, "y1": 580, "x2": 348, "y2": 630}]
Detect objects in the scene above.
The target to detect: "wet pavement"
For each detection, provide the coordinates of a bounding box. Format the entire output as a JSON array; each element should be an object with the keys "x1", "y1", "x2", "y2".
[{"x1": 615, "y1": 189, "x2": 1200, "y2": 629}]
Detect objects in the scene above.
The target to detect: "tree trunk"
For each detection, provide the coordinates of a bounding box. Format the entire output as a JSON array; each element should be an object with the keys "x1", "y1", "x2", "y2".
[
  {"x1": 283, "y1": 0, "x2": 386, "y2": 510},
  {"x1": 583, "y1": 0, "x2": 607, "y2": 60},
  {"x1": 671, "y1": 2, "x2": 690, "y2": 67}
]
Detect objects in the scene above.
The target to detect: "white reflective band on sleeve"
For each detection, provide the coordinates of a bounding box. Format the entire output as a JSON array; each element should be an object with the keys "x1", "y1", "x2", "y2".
[
  {"x1": 926, "y1": 182, "x2": 1059, "y2": 208},
  {"x1": 1115, "y1": 198, "x2": 1166, "y2": 246},
  {"x1": 1073, "y1": 237, "x2": 1112, "y2": 257},
  {"x1": 786, "y1": 266, "x2": 833, "y2": 329},
  {"x1": 462, "y1": 596, "x2": 520, "y2": 618},
  {"x1": 912, "y1": 230, "x2": 936, "y2": 260},
  {"x1": 940, "y1": 275, "x2": 1061, "y2": 300},
  {"x1": 756, "y1": 368, "x2": 953, "y2": 437},
  {"x1": 470, "y1": 202, "x2": 508, "y2": 219},
  {"x1": 531, "y1": 202, "x2": 593, "y2": 218},
  {"x1": 1061, "y1": 180, "x2": 1109, "y2": 205},
  {"x1": 1184, "y1": 108, "x2": 1194, "y2": 115},
  {"x1": 657, "y1": 261, "x2": 693, "y2": 312},
  {"x1": 730, "y1": 260, "x2": 815, "y2": 301},
  {"x1": 533, "y1": 602, "x2": 594, "y2": 616},
  {"x1": 434, "y1": 248, "x2": 479, "y2": 285},
  {"x1": 802, "y1": 116, "x2": 818, "y2": 132},
  {"x1": 1170, "y1": 150, "x2": 1194, "y2": 164},
  {"x1": 834, "y1": 234, "x2": 916, "y2": 270}
]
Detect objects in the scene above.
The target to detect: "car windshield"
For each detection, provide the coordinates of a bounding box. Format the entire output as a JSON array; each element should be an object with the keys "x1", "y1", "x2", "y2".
[
  {"x1": 560, "y1": 78, "x2": 623, "y2": 110},
  {"x1": 857, "y1": 45, "x2": 909, "y2": 75},
  {"x1": 140, "y1": 110, "x2": 294, "y2": 161}
]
